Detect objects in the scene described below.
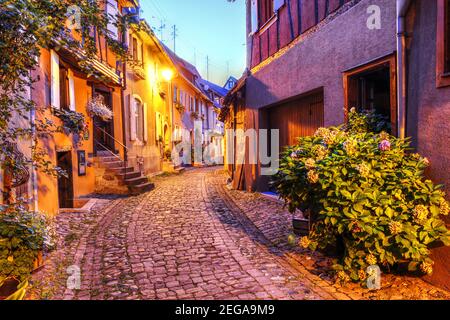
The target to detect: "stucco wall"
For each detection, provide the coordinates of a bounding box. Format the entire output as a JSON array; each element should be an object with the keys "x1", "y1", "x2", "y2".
[
  {"x1": 407, "y1": 1, "x2": 450, "y2": 196},
  {"x1": 246, "y1": 0, "x2": 397, "y2": 127},
  {"x1": 406, "y1": 0, "x2": 450, "y2": 292}
]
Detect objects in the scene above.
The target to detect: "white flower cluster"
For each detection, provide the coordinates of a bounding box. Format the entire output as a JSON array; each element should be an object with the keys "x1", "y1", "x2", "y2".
[{"x1": 87, "y1": 95, "x2": 113, "y2": 121}]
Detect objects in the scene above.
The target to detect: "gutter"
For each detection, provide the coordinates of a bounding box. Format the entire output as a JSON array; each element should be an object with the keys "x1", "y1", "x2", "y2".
[{"x1": 397, "y1": 0, "x2": 412, "y2": 138}]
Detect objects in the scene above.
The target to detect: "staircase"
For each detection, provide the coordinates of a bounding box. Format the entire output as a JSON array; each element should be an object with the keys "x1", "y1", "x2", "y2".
[{"x1": 96, "y1": 150, "x2": 155, "y2": 195}]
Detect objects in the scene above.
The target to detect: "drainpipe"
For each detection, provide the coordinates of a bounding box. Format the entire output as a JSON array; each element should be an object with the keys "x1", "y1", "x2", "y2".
[{"x1": 397, "y1": 0, "x2": 412, "y2": 139}]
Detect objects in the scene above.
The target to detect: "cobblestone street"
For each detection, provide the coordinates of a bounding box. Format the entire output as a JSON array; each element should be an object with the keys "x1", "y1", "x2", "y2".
[{"x1": 28, "y1": 168, "x2": 450, "y2": 300}]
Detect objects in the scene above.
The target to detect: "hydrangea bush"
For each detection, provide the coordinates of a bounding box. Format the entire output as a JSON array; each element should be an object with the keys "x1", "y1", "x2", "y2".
[{"x1": 273, "y1": 110, "x2": 450, "y2": 283}]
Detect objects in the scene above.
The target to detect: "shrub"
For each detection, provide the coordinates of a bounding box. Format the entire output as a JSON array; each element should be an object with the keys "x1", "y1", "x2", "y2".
[
  {"x1": 0, "y1": 204, "x2": 56, "y2": 284},
  {"x1": 272, "y1": 109, "x2": 450, "y2": 282}
]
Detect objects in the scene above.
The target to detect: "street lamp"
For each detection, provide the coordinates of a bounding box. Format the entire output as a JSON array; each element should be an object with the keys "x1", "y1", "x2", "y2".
[{"x1": 161, "y1": 69, "x2": 174, "y2": 82}]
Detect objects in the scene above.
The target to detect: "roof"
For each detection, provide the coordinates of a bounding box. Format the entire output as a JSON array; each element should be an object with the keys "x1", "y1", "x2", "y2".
[
  {"x1": 159, "y1": 43, "x2": 212, "y2": 103},
  {"x1": 198, "y1": 79, "x2": 229, "y2": 97},
  {"x1": 219, "y1": 73, "x2": 248, "y2": 122},
  {"x1": 161, "y1": 43, "x2": 201, "y2": 80},
  {"x1": 224, "y1": 76, "x2": 238, "y2": 86}
]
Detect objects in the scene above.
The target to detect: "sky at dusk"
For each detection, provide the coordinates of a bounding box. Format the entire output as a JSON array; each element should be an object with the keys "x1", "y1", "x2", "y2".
[{"x1": 140, "y1": 0, "x2": 247, "y2": 86}]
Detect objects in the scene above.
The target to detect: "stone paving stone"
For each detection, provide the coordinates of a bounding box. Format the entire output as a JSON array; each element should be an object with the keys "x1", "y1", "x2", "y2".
[{"x1": 27, "y1": 168, "x2": 450, "y2": 300}]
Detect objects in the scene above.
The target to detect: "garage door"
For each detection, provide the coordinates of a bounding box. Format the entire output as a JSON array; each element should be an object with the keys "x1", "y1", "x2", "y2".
[{"x1": 268, "y1": 91, "x2": 324, "y2": 148}]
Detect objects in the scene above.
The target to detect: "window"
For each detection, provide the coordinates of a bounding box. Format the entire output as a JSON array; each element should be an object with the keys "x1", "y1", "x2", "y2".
[
  {"x1": 190, "y1": 96, "x2": 194, "y2": 111},
  {"x1": 173, "y1": 86, "x2": 178, "y2": 102},
  {"x1": 59, "y1": 65, "x2": 70, "y2": 110},
  {"x1": 259, "y1": 0, "x2": 274, "y2": 27},
  {"x1": 344, "y1": 55, "x2": 397, "y2": 135},
  {"x1": 135, "y1": 98, "x2": 144, "y2": 141},
  {"x1": 437, "y1": 0, "x2": 450, "y2": 87},
  {"x1": 106, "y1": 0, "x2": 119, "y2": 40},
  {"x1": 132, "y1": 37, "x2": 138, "y2": 61}
]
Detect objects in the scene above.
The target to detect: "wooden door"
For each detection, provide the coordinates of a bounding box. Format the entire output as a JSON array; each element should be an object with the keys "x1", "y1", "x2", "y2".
[
  {"x1": 93, "y1": 90, "x2": 115, "y2": 152},
  {"x1": 268, "y1": 91, "x2": 324, "y2": 149},
  {"x1": 57, "y1": 151, "x2": 74, "y2": 209}
]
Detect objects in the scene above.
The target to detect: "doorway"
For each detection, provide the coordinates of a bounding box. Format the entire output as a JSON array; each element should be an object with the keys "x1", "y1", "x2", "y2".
[
  {"x1": 267, "y1": 90, "x2": 325, "y2": 148},
  {"x1": 344, "y1": 55, "x2": 397, "y2": 135},
  {"x1": 57, "y1": 151, "x2": 74, "y2": 209},
  {"x1": 93, "y1": 89, "x2": 115, "y2": 153}
]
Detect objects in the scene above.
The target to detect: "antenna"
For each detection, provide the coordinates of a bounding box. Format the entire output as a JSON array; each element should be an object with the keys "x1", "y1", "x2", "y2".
[
  {"x1": 158, "y1": 19, "x2": 166, "y2": 42},
  {"x1": 206, "y1": 56, "x2": 209, "y2": 81},
  {"x1": 171, "y1": 25, "x2": 178, "y2": 53}
]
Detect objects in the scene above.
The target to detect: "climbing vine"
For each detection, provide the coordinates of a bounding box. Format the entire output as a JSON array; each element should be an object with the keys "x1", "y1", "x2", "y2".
[{"x1": 0, "y1": 0, "x2": 135, "y2": 295}]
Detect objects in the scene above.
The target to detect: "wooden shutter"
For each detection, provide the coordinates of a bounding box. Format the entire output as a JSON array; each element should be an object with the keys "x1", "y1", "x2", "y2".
[
  {"x1": 106, "y1": 0, "x2": 119, "y2": 40},
  {"x1": 50, "y1": 50, "x2": 60, "y2": 109},
  {"x1": 129, "y1": 95, "x2": 137, "y2": 141},
  {"x1": 68, "y1": 69, "x2": 76, "y2": 111},
  {"x1": 155, "y1": 111, "x2": 162, "y2": 141},
  {"x1": 143, "y1": 102, "x2": 148, "y2": 142},
  {"x1": 250, "y1": 0, "x2": 258, "y2": 34}
]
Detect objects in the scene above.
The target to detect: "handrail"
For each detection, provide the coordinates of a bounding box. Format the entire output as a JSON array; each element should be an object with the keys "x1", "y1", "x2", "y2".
[
  {"x1": 94, "y1": 125, "x2": 130, "y2": 152},
  {"x1": 94, "y1": 140, "x2": 125, "y2": 164},
  {"x1": 93, "y1": 124, "x2": 130, "y2": 181}
]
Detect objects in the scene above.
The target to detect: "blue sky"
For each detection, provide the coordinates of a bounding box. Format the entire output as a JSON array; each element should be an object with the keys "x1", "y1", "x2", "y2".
[{"x1": 140, "y1": 0, "x2": 246, "y2": 86}]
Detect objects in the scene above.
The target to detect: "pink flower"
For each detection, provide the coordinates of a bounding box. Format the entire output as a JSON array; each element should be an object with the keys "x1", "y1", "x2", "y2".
[{"x1": 379, "y1": 140, "x2": 391, "y2": 151}]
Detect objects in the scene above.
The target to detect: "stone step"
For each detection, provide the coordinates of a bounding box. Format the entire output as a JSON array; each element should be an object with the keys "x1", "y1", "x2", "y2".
[
  {"x1": 97, "y1": 150, "x2": 119, "y2": 157},
  {"x1": 103, "y1": 161, "x2": 125, "y2": 169},
  {"x1": 99, "y1": 156, "x2": 121, "y2": 163},
  {"x1": 123, "y1": 176, "x2": 149, "y2": 186},
  {"x1": 110, "y1": 166, "x2": 135, "y2": 174},
  {"x1": 116, "y1": 171, "x2": 142, "y2": 180},
  {"x1": 129, "y1": 182, "x2": 155, "y2": 195},
  {"x1": 175, "y1": 167, "x2": 186, "y2": 173}
]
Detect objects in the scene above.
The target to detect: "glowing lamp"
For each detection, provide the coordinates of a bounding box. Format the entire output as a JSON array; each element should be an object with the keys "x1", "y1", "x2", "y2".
[{"x1": 161, "y1": 69, "x2": 174, "y2": 81}]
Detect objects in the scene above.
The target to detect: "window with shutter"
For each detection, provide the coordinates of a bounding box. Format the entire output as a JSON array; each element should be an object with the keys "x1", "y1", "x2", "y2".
[
  {"x1": 250, "y1": 0, "x2": 258, "y2": 34},
  {"x1": 129, "y1": 95, "x2": 137, "y2": 141},
  {"x1": 135, "y1": 99, "x2": 144, "y2": 142},
  {"x1": 68, "y1": 69, "x2": 76, "y2": 111},
  {"x1": 106, "y1": 0, "x2": 119, "y2": 40},
  {"x1": 258, "y1": 0, "x2": 274, "y2": 27},
  {"x1": 51, "y1": 50, "x2": 60, "y2": 109},
  {"x1": 274, "y1": 0, "x2": 285, "y2": 11},
  {"x1": 143, "y1": 103, "x2": 148, "y2": 142},
  {"x1": 59, "y1": 65, "x2": 70, "y2": 110}
]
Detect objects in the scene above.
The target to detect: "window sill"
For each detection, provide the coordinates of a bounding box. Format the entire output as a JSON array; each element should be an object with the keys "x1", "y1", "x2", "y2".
[{"x1": 253, "y1": 14, "x2": 278, "y2": 36}]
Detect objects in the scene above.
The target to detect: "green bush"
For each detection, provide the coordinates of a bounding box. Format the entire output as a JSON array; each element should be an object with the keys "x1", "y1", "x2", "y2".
[
  {"x1": 273, "y1": 109, "x2": 450, "y2": 283},
  {"x1": 0, "y1": 204, "x2": 55, "y2": 285}
]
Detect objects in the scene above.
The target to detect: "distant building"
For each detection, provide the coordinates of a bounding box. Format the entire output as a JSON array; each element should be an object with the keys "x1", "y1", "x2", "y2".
[
  {"x1": 223, "y1": 76, "x2": 238, "y2": 91},
  {"x1": 160, "y1": 44, "x2": 225, "y2": 166}
]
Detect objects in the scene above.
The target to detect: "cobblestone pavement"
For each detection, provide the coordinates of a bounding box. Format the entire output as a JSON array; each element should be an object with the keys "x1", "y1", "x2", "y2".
[{"x1": 28, "y1": 168, "x2": 450, "y2": 300}]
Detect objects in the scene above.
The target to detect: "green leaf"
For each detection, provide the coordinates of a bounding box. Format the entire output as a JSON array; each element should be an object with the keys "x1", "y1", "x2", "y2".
[{"x1": 385, "y1": 207, "x2": 394, "y2": 218}]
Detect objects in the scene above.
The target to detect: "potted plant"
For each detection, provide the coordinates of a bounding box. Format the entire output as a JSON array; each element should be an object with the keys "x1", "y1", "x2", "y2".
[
  {"x1": 87, "y1": 95, "x2": 113, "y2": 121},
  {"x1": 0, "y1": 204, "x2": 56, "y2": 300},
  {"x1": 190, "y1": 111, "x2": 199, "y2": 120},
  {"x1": 175, "y1": 102, "x2": 185, "y2": 114}
]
